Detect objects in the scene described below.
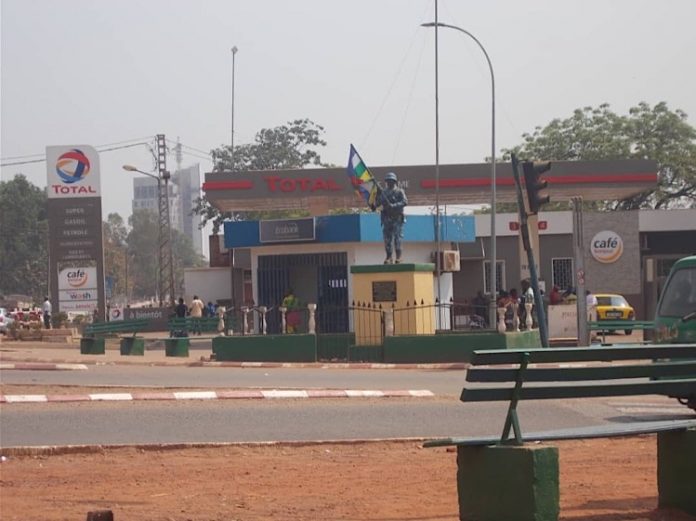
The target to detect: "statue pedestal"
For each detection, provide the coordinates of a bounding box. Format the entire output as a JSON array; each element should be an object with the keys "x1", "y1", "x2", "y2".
[{"x1": 350, "y1": 263, "x2": 435, "y2": 344}]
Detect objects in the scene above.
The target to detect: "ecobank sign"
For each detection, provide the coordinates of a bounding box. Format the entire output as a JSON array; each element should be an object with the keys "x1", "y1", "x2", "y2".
[{"x1": 590, "y1": 230, "x2": 624, "y2": 264}]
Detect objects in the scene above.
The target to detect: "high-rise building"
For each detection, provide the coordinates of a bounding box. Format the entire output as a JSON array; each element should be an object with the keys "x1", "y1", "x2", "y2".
[{"x1": 131, "y1": 164, "x2": 203, "y2": 255}]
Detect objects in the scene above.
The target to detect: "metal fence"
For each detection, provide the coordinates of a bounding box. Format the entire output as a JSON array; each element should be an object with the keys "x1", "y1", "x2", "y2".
[{"x1": 219, "y1": 300, "x2": 488, "y2": 338}]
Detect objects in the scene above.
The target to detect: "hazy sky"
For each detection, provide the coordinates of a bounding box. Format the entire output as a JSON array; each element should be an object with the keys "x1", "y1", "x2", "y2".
[{"x1": 2, "y1": 0, "x2": 695, "y2": 226}]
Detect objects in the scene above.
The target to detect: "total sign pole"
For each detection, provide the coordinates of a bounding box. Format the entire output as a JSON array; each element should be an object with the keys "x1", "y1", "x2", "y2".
[{"x1": 46, "y1": 146, "x2": 106, "y2": 321}]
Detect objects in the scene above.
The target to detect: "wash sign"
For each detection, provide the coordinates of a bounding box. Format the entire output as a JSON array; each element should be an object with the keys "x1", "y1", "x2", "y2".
[{"x1": 58, "y1": 267, "x2": 99, "y2": 311}]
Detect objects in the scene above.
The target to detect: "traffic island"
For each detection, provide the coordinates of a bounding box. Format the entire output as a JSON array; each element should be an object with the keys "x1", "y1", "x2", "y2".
[
  {"x1": 165, "y1": 337, "x2": 190, "y2": 357},
  {"x1": 80, "y1": 337, "x2": 106, "y2": 355},
  {"x1": 457, "y1": 444, "x2": 559, "y2": 521},
  {"x1": 212, "y1": 334, "x2": 316, "y2": 362},
  {"x1": 119, "y1": 336, "x2": 145, "y2": 356}
]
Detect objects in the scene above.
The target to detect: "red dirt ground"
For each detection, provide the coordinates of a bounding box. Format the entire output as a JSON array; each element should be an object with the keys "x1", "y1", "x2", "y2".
[{"x1": 1, "y1": 436, "x2": 694, "y2": 521}]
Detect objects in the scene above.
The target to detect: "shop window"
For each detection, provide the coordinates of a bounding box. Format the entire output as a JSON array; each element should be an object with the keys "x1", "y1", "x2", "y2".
[
  {"x1": 483, "y1": 260, "x2": 505, "y2": 295},
  {"x1": 552, "y1": 258, "x2": 574, "y2": 290}
]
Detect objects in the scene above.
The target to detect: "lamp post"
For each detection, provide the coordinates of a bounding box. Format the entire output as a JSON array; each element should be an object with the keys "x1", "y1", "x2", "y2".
[
  {"x1": 231, "y1": 46, "x2": 238, "y2": 169},
  {"x1": 123, "y1": 164, "x2": 175, "y2": 307},
  {"x1": 421, "y1": 21, "x2": 497, "y2": 328}
]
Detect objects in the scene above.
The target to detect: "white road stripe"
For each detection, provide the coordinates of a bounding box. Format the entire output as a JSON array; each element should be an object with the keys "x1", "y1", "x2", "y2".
[
  {"x1": 173, "y1": 391, "x2": 217, "y2": 400},
  {"x1": 89, "y1": 393, "x2": 133, "y2": 401},
  {"x1": 4, "y1": 395, "x2": 48, "y2": 403},
  {"x1": 262, "y1": 390, "x2": 309, "y2": 398},
  {"x1": 409, "y1": 390, "x2": 435, "y2": 397},
  {"x1": 345, "y1": 390, "x2": 385, "y2": 397}
]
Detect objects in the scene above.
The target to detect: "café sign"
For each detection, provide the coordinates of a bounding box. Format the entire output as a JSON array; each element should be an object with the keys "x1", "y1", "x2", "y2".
[{"x1": 590, "y1": 230, "x2": 624, "y2": 264}]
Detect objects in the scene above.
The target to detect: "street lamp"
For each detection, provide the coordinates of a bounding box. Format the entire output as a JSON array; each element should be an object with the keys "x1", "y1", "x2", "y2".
[
  {"x1": 231, "y1": 46, "x2": 238, "y2": 169},
  {"x1": 123, "y1": 164, "x2": 176, "y2": 307},
  {"x1": 421, "y1": 22, "x2": 497, "y2": 328}
]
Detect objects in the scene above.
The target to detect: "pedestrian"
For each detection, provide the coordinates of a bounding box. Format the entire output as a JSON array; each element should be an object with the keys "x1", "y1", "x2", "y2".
[
  {"x1": 205, "y1": 301, "x2": 216, "y2": 318},
  {"x1": 282, "y1": 288, "x2": 300, "y2": 334},
  {"x1": 175, "y1": 297, "x2": 187, "y2": 318},
  {"x1": 173, "y1": 297, "x2": 188, "y2": 337},
  {"x1": 550, "y1": 285, "x2": 562, "y2": 305},
  {"x1": 42, "y1": 296, "x2": 52, "y2": 329},
  {"x1": 586, "y1": 290, "x2": 598, "y2": 322},
  {"x1": 372, "y1": 172, "x2": 407, "y2": 264},
  {"x1": 190, "y1": 295, "x2": 205, "y2": 335}
]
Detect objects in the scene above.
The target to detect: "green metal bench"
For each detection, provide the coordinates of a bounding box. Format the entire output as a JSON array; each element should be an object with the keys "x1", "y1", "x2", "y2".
[
  {"x1": 167, "y1": 316, "x2": 220, "y2": 337},
  {"x1": 589, "y1": 319, "x2": 654, "y2": 342},
  {"x1": 81, "y1": 318, "x2": 150, "y2": 355},
  {"x1": 424, "y1": 345, "x2": 696, "y2": 519}
]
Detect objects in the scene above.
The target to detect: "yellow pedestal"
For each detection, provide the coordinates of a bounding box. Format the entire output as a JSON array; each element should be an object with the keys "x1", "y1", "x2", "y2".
[{"x1": 351, "y1": 263, "x2": 435, "y2": 344}]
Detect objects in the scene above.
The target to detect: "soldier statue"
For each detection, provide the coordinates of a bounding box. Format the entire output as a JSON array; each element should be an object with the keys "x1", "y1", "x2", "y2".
[{"x1": 372, "y1": 172, "x2": 408, "y2": 264}]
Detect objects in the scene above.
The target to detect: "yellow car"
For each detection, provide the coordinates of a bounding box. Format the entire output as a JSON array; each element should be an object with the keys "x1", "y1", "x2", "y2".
[{"x1": 595, "y1": 293, "x2": 635, "y2": 334}]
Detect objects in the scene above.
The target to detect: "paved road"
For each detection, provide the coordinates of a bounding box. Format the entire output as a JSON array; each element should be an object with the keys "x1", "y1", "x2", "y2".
[
  {"x1": 2, "y1": 359, "x2": 693, "y2": 448},
  {"x1": 0, "y1": 365, "x2": 469, "y2": 396}
]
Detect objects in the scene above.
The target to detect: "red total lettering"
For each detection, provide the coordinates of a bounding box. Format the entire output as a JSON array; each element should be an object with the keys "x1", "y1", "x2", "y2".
[
  {"x1": 311, "y1": 178, "x2": 327, "y2": 191},
  {"x1": 279, "y1": 178, "x2": 296, "y2": 192},
  {"x1": 296, "y1": 178, "x2": 311, "y2": 191},
  {"x1": 264, "y1": 176, "x2": 281, "y2": 192}
]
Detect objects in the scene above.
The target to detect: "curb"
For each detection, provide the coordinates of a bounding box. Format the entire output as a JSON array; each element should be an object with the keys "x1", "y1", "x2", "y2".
[
  {"x1": 0, "y1": 388, "x2": 435, "y2": 404},
  {"x1": 0, "y1": 437, "x2": 431, "y2": 457},
  {"x1": 0, "y1": 358, "x2": 469, "y2": 370},
  {"x1": 0, "y1": 362, "x2": 88, "y2": 371}
]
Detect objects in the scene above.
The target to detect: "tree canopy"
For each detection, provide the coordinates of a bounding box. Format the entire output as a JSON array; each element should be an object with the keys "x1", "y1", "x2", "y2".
[
  {"x1": 194, "y1": 118, "x2": 328, "y2": 233},
  {"x1": 0, "y1": 175, "x2": 48, "y2": 301},
  {"x1": 504, "y1": 102, "x2": 696, "y2": 210}
]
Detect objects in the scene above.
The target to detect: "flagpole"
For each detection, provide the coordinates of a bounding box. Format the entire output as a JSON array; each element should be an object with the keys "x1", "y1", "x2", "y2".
[{"x1": 434, "y1": 0, "x2": 443, "y2": 324}]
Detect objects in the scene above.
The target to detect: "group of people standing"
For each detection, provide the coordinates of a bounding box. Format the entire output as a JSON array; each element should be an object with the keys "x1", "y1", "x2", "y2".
[{"x1": 174, "y1": 295, "x2": 217, "y2": 335}]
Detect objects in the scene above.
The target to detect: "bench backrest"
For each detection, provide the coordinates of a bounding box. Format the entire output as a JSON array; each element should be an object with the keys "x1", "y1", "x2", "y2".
[
  {"x1": 168, "y1": 316, "x2": 219, "y2": 331},
  {"x1": 84, "y1": 318, "x2": 150, "y2": 337},
  {"x1": 463, "y1": 344, "x2": 696, "y2": 443}
]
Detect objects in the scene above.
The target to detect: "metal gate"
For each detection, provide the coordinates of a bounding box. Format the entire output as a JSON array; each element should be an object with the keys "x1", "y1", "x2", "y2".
[
  {"x1": 257, "y1": 252, "x2": 348, "y2": 334},
  {"x1": 317, "y1": 264, "x2": 349, "y2": 333}
]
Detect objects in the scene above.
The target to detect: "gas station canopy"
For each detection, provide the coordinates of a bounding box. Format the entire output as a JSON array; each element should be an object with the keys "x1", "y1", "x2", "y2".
[{"x1": 203, "y1": 159, "x2": 658, "y2": 212}]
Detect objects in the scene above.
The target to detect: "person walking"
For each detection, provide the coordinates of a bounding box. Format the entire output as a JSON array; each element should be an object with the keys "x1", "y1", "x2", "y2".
[
  {"x1": 42, "y1": 297, "x2": 52, "y2": 329},
  {"x1": 373, "y1": 172, "x2": 407, "y2": 264},
  {"x1": 190, "y1": 295, "x2": 205, "y2": 335}
]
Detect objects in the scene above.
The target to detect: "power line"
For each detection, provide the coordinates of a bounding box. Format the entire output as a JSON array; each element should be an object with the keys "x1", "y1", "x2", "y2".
[
  {"x1": 0, "y1": 136, "x2": 154, "y2": 163},
  {"x1": 0, "y1": 141, "x2": 149, "y2": 168},
  {"x1": 164, "y1": 139, "x2": 212, "y2": 157}
]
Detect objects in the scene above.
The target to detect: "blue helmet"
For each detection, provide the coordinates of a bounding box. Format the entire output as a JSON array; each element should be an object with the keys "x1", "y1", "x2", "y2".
[{"x1": 385, "y1": 172, "x2": 398, "y2": 182}]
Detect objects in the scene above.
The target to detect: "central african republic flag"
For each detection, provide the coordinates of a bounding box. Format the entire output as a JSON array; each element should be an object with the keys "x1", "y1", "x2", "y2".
[{"x1": 346, "y1": 144, "x2": 380, "y2": 208}]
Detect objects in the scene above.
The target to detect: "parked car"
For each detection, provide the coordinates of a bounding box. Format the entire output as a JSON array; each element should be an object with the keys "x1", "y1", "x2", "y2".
[
  {"x1": 0, "y1": 307, "x2": 15, "y2": 334},
  {"x1": 654, "y1": 255, "x2": 696, "y2": 344},
  {"x1": 595, "y1": 293, "x2": 635, "y2": 335}
]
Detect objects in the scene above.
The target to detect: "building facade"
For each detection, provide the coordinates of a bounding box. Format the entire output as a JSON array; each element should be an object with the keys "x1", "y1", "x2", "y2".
[{"x1": 131, "y1": 164, "x2": 203, "y2": 254}]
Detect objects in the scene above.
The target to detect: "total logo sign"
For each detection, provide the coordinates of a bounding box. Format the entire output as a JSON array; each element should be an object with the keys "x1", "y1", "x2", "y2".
[
  {"x1": 590, "y1": 230, "x2": 624, "y2": 264},
  {"x1": 46, "y1": 145, "x2": 101, "y2": 198}
]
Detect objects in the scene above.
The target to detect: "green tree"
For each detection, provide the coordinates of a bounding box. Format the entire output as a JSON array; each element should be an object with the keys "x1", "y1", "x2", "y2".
[
  {"x1": 0, "y1": 175, "x2": 48, "y2": 301},
  {"x1": 103, "y1": 213, "x2": 128, "y2": 300},
  {"x1": 193, "y1": 118, "x2": 328, "y2": 233},
  {"x1": 504, "y1": 102, "x2": 696, "y2": 210},
  {"x1": 127, "y1": 210, "x2": 206, "y2": 300}
]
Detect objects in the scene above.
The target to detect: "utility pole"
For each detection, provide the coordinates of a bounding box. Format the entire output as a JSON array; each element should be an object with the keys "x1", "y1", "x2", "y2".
[{"x1": 156, "y1": 134, "x2": 176, "y2": 307}]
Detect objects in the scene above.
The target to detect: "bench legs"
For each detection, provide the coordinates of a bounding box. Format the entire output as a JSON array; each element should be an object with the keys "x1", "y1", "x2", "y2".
[
  {"x1": 165, "y1": 337, "x2": 190, "y2": 357},
  {"x1": 457, "y1": 444, "x2": 559, "y2": 521},
  {"x1": 658, "y1": 428, "x2": 696, "y2": 515},
  {"x1": 120, "y1": 337, "x2": 145, "y2": 356},
  {"x1": 80, "y1": 337, "x2": 106, "y2": 355}
]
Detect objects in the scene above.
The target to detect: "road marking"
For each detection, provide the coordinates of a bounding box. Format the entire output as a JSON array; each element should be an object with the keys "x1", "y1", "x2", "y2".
[
  {"x1": 4, "y1": 394, "x2": 48, "y2": 403},
  {"x1": 173, "y1": 391, "x2": 217, "y2": 400},
  {"x1": 89, "y1": 393, "x2": 133, "y2": 401},
  {"x1": 0, "y1": 389, "x2": 436, "y2": 404}
]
